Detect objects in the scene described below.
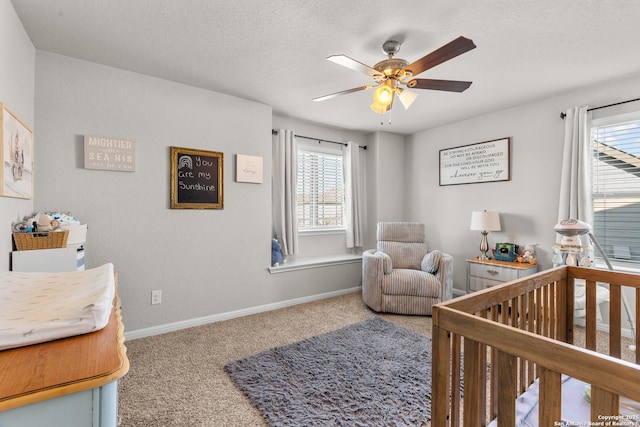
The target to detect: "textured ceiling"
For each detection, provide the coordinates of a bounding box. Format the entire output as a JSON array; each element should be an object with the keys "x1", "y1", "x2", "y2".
[{"x1": 11, "y1": 0, "x2": 640, "y2": 135}]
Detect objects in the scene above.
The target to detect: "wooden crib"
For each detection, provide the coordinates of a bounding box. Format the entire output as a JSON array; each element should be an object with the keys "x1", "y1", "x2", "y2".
[{"x1": 432, "y1": 265, "x2": 640, "y2": 426}]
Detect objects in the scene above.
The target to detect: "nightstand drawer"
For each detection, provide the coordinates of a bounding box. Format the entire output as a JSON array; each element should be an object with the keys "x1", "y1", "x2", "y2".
[
  {"x1": 469, "y1": 263, "x2": 520, "y2": 282},
  {"x1": 466, "y1": 258, "x2": 537, "y2": 295},
  {"x1": 469, "y1": 276, "x2": 502, "y2": 291}
]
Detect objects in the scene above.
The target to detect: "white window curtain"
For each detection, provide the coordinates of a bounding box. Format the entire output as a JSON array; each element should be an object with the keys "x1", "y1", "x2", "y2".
[
  {"x1": 342, "y1": 141, "x2": 366, "y2": 248},
  {"x1": 272, "y1": 129, "x2": 298, "y2": 255},
  {"x1": 558, "y1": 106, "x2": 593, "y2": 244}
]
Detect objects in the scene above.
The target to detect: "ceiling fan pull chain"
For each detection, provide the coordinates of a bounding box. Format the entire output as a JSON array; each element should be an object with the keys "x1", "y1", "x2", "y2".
[{"x1": 379, "y1": 111, "x2": 392, "y2": 126}]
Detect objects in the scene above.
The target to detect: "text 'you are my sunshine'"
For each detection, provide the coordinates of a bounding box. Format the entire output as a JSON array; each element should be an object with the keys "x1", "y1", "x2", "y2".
[{"x1": 178, "y1": 155, "x2": 216, "y2": 192}]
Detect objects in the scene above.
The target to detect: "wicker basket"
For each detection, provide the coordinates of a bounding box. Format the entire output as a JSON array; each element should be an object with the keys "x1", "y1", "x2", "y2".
[{"x1": 13, "y1": 230, "x2": 69, "y2": 250}]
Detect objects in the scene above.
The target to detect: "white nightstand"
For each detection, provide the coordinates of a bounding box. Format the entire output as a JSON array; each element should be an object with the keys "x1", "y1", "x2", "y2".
[{"x1": 466, "y1": 258, "x2": 537, "y2": 293}]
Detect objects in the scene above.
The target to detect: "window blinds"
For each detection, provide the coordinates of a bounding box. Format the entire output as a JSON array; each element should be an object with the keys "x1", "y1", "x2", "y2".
[
  {"x1": 592, "y1": 119, "x2": 640, "y2": 263},
  {"x1": 296, "y1": 149, "x2": 344, "y2": 229}
]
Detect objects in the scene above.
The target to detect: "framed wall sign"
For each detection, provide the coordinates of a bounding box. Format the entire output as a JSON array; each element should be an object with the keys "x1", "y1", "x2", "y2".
[
  {"x1": 170, "y1": 146, "x2": 223, "y2": 209},
  {"x1": 439, "y1": 137, "x2": 511, "y2": 186},
  {"x1": 235, "y1": 154, "x2": 263, "y2": 183},
  {"x1": 84, "y1": 135, "x2": 136, "y2": 171},
  {"x1": 1, "y1": 103, "x2": 34, "y2": 199}
]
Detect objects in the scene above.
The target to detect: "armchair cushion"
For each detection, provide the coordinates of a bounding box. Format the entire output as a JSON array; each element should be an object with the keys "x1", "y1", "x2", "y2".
[
  {"x1": 382, "y1": 269, "x2": 441, "y2": 298},
  {"x1": 421, "y1": 250, "x2": 443, "y2": 274},
  {"x1": 378, "y1": 241, "x2": 426, "y2": 270},
  {"x1": 377, "y1": 223, "x2": 428, "y2": 270}
]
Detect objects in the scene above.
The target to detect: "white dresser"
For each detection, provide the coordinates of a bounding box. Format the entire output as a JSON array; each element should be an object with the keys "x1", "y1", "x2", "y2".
[{"x1": 466, "y1": 258, "x2": 537, "y2": 293}]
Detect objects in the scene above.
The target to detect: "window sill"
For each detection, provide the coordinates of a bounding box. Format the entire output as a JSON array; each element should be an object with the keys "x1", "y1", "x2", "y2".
[
  {"x1": 298, "y1": 228, "x2": 346, "y2": 236},
  {"x1": 268, "y1": 254, "x2": 362, "y2": 274},
  {"x1": 593, "y1": 262, "x2": 640, "y2": 273}
]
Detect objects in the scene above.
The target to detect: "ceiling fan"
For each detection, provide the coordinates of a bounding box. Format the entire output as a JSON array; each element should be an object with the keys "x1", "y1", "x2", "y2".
[{"x1": 313, "y1": 36, "x2": 476, "y2": 115}]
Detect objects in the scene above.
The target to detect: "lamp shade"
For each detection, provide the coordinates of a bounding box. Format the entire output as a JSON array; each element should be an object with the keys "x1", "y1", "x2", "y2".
[
  {"x1": 372, "y1": 85, "x2": 394, "y2": 106},
  {"x1": 370, "y1": 102, "x2": 389, "y2": 114},
  {"x1": 470, "y1": 211, "x2": 501, "y2": 231}
]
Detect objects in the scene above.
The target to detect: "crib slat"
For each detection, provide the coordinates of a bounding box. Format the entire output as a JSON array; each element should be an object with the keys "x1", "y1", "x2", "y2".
[
  {"x1": 463, "y1": 338, "x2": 486, "y2": 426},
  {"x1": 518, "y1": 294, "x2": 528, "y2": 393},
  {"x1": 538, "y1": 367, "x2": 561, "y2": 426},
  {"x1": 496, "y1": 350, "x2": 516, "y2": 427},
  {"x1": 527, "y1": 290, "x2": 536, "y2": 386},
  {"x1": 542, "y1": 286, "x2": 549, "y2": 337},
  {"x1": 549, "y1": 283, "x2": 558, "y2": 338},
  {"x1": 556, "y1": 278, "x2": 568, "y2": 343},
  {"x1": 637, "y1": 288, "x2": 640, "y2": 365},
  {"x1": 431, "y1": 325, "x2": 452, "y2": 426},
  {"x1": 590, "y1": 385, "x2": 618, "y2": 423},
  {"x1": 490, "y1": 308, "x2": 500, "y2": 420},
  {"x1": 610, "y1": 284, "x2": 622, "y2": 358},
  {"x1": 535, "y1": 288, "x2": 542, "y2": 336},
  {"x1": 585, "y1": 279, "x2": 597, "y2": 351},
  {"x1": 451, "y1": 333, "x2": 462, "y2": 427}
]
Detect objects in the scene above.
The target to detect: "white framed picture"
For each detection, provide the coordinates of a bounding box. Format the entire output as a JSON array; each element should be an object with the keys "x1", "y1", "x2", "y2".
[
  {"x1": 1, "y1": 103, "x2": 34, "y2": 199},
  {"x1": 236, "y1": 154, "x2": 263, "y2": 184}
]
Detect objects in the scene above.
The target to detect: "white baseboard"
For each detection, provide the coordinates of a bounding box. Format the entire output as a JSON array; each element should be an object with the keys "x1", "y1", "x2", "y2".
[
  {"x1": 125, "y1": 286, "x2": 362, "y2": 341},
  {"x1": 452, "y1": 288, "x2": 466, "y2": 298}
]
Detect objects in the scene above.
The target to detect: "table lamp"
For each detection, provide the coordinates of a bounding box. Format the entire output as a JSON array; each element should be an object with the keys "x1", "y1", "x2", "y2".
[{"x1": 470, "y1": 210, "x2": 501, "y2": 259}]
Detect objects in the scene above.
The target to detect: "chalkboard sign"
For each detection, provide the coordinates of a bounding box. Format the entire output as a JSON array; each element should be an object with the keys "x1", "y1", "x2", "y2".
[{"x1": 170, "y1": 146, "x2": 223, "y2": 209}]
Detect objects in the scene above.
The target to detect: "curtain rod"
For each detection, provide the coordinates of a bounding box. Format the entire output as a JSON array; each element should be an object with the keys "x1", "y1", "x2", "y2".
[
  {"x1": 271, "y1": 129, "x2": 367, "y2": 149},
  {"x1": 560, "y1": 97, "x2": 640, "y2": 119}
]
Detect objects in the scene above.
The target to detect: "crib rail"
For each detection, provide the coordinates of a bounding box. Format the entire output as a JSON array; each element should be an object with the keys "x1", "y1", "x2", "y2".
[{"x1": 432, "y1": 266, "x2": 640, "y2": 427}]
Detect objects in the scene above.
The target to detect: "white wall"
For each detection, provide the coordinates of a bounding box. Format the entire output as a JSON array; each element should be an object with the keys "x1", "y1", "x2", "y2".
[
  {"x1": 0, "y1": 1, "x2": 35, "y2": 270},
  {"x1": 406, "y1": 70, "x2": 640, "y2": 293},
  {"x1": 33, "y1": 52, "x2": 361, "y2": 333},
  {"x1": 363, "y1": 131, "x2": 407, "y2": 248}
]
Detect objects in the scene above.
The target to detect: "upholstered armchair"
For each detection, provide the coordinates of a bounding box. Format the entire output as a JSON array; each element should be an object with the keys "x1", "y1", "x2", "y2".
[{"x1": 362, "y1": 222, "x2": 453, "y2": 315}]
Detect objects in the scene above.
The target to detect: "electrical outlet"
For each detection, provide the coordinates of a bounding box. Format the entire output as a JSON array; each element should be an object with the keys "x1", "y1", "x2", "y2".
[{"x1": 151, "y1": 290, "x2": 162, "y2": 305}]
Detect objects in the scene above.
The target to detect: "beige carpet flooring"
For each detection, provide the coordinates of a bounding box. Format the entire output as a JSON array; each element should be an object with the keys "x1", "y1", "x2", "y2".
[
  {"x1": 117, "y1": 291, "x2": 432, "y2": 426},
  {"x1": 117, "y1": 291, "x2": 634, "y2": 427}
]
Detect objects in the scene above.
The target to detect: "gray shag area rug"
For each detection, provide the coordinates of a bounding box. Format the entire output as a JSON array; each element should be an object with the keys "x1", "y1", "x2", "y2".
[{"x1": 224, "y1": 316, "x2": 433, "y2": 426}]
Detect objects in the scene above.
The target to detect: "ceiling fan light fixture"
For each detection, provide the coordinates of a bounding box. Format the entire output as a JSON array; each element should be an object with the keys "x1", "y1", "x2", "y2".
[
  {"x1": 370, "y1": 102, "x2": 388, "y2": 115},
  {"x1": 396, "y1": 87, "x2": 418, "y2": 110},
  {"x1": 372, "y1": 84, "x2": 394, "y2": 106}
]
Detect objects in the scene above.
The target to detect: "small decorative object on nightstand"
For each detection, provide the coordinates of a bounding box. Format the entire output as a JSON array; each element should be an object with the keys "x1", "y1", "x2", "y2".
[
  {"x1": 470, "y1": 210, "x2": 501, "y2": 259},
  {"x1": 466, "y1": 258, "x2": 537, "y2": 293}
]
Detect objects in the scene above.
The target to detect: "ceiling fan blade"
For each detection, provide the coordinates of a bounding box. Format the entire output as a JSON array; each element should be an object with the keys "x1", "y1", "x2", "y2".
[
  {"x1": 327, "y1": 55, "x2": 382, "y2": 79},
  {"x1": 407, "y1": 78, "x2": 472, "y2": 92},
  {"x1": 396, "y1": 88, "x2": 418, "y2": 109},
  {"x1": 405, "y1": 36, "x2": 476, "y2": 76},
  {"x1": 313, "y1": 85, "x2": 375, "y2": 102}
]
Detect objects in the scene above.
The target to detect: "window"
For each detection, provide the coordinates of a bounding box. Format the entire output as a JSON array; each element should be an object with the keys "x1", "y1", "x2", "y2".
[
  {"x1": 591, "y1": 112, "x2": 640, "y2": 265},
  {"x1": 296, "y1": 144, "x2": 344, "y2": 230}
]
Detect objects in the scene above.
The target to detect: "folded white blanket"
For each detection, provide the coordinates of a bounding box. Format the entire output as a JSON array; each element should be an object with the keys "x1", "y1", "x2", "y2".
[{"x1": 0, "y1": 263, "x2": 115, "y2": 351}]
